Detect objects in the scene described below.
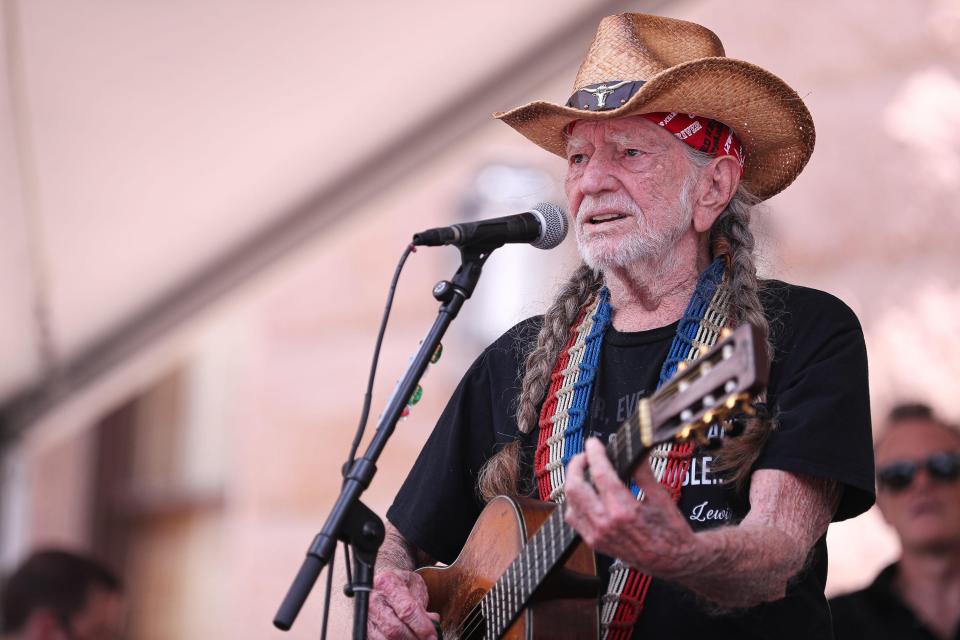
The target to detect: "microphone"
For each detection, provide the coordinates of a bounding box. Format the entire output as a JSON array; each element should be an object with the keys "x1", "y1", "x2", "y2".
[{"x1": 412, "y1": 202, "x2": 568, "y2": 250}]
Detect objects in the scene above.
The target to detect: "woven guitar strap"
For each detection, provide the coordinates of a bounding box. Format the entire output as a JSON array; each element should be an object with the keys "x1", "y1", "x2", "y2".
[{"x1": 532, "y1": 258, "x2": 731, "y2": 638}]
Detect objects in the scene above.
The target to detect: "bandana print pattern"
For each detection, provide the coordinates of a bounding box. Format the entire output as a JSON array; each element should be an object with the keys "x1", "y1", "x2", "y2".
[{"x1": 639, "y1": 112, "x2": 745, "y2": 175}]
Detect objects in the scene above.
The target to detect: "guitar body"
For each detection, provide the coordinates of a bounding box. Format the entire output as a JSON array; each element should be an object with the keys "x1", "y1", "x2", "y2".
[{"x1": 418, "y1": 496, "x2": 598, "y2": 639}]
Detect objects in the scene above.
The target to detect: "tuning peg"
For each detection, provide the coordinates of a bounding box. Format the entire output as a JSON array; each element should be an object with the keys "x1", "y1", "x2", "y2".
[
  {"x1": 679, "y1": 426, "x2": 692, "y2": 440},
  {"x1": 702, "y1": 410, "x2": 715, "y2": 424},
  {"x1": 720, "y1": 328, "x2": 733, "y2": 340},
  {"x1": 676, "y1": 361, "x2": 688, "y2": 372},
  {"x1": 725, "y1": 396, "x2": 738, "y2": 410}
]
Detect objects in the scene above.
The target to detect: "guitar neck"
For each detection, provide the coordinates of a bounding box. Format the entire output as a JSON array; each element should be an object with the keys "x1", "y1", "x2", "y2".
[{"x1": 481, "y1": 503, "x2": 579, "y2": 638}]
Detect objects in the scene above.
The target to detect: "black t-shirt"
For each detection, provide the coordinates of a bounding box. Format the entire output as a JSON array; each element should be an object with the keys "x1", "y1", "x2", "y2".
[
  {"x1": 830, "y1": 564, "x2": 960, "y2": 640},
  {"x1": 387, "y1": 281, "x2": 875, "y2": 639}
]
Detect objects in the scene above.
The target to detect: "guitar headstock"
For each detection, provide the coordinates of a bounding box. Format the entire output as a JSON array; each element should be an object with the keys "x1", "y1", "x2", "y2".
[
  {"x1": 607, "y1": 323, "x2": 769, "y2": 478},
  {"x1": 646, "y1": 323, "x2": 768, "y2": 448}
]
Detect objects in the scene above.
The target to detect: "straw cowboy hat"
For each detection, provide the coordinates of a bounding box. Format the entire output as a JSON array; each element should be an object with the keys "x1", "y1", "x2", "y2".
[{"x1": 494, "y1": 13, "x2": 815, "y2": 200}]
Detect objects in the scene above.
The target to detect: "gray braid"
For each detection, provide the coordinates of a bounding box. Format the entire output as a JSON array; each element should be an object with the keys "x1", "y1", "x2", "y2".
[
  {"x1": 707, "y1": 184, "x2": 776, "y2": 486},
  {"x1": 477, "y1": 264, "x2": 602, "y2": 501},
  {"x1": 681, "y1": 146, "x2": 775, "y2": 486},
  {"x1": 709, "y1": 185, "x2": 769, "y2": 361},
  {"x1": 516, "y1": 264, "x2": 604, "y2": 433}
]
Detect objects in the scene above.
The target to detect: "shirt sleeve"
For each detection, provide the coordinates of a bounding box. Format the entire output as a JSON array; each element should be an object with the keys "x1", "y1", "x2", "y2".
[{"x1": 754, "y1": 284, "x2": 875, "y2": 521}]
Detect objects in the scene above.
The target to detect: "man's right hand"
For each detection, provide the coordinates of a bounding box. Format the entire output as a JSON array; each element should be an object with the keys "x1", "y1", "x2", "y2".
[{"x1": 368, "y1": 568, "x2": 440, "y2": 640}]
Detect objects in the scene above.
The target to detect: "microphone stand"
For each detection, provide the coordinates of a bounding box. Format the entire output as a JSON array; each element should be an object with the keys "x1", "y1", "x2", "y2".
[{"x1": 274, "y1": 244, "x2": 495, "y2": 637}]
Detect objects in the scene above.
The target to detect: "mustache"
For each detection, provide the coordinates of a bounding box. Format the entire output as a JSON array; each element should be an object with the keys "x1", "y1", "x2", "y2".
[{"x1": 576, "y1": 193, "x2": 644, "y2": 220}]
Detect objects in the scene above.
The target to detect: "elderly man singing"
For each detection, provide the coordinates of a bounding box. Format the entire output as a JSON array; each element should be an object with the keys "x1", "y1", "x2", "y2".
[{"x1": 369, "y1": 13, "x2": 874, "y2": 640}]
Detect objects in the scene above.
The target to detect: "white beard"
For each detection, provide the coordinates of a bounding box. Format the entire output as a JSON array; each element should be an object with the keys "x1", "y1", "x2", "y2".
[{"x1": 574, "y1": 177, "x2": 696, "y2": 272}]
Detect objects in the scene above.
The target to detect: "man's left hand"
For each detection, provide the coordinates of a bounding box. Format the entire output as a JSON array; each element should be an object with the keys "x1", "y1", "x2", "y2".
[{"x1": 563, "y1": 437, "x2": 701, "y2": 580}]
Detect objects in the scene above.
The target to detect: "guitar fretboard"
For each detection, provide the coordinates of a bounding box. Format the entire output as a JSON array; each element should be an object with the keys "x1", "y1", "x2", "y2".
[
  {"x1": 480, "y1": 505, "x2": 577, "y2": 639},
  {"x1": 477, "y1": 409, "x2": 652, "y2": 638}
]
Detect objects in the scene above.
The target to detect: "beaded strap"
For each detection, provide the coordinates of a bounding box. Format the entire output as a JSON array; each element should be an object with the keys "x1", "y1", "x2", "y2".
[{"x1": 534, "y1": 288, "x2": 611, "y2": 502}]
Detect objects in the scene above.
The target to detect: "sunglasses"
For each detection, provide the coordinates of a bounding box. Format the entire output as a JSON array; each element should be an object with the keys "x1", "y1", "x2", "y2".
[{"x1": 877, "y1": 452, "x2": 960, "y2": 492}]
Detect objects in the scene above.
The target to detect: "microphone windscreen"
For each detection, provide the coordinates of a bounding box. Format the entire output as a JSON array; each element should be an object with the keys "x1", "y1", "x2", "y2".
[{"x1": 531, "y1": 203, "x2": 568, "y2": 250}]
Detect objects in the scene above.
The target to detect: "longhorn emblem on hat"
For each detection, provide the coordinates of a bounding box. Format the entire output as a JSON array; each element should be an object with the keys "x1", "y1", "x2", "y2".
[{"x1": 581, "y1": 80, "x2": 632, "y2": 109}]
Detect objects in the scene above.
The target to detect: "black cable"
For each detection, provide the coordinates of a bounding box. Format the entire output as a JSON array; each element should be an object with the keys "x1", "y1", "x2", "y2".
[
  {"x1": 330, "y1": 243, "x2": 414, "y2": 639},
  {"x1": 345, "y1": 243, "x2": 416, "y2": 471}
]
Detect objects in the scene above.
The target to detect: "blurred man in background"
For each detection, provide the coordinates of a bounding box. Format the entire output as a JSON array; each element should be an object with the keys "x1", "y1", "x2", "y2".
[
  {"x1": 1, "y1": 549, "x2": 124, "y2": 640},
  {"x1": 831, "y1": 403, "x2": 960, "y2": 639}
]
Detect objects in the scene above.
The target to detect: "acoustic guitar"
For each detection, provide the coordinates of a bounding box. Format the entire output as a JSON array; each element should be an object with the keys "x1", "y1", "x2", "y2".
[{"x1": 417, "y1": 323, "x2": 768, "y2": 639}]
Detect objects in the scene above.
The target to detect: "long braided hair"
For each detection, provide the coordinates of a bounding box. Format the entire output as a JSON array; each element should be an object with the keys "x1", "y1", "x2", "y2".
[
  {"x1": 477, "y1": 150, "x2": 774, "y2": 501},
  {"x1": 704, "y1": 187, "x2": 774, "y2": 487},
  {"x1": 476, "y1": 264, "x2": 603, "y2": 501}
]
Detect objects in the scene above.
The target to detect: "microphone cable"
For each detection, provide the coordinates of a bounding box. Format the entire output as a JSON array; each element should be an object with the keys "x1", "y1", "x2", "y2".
[{"x1": 345, "y1": 241, "x2": 416, "y2": 468}]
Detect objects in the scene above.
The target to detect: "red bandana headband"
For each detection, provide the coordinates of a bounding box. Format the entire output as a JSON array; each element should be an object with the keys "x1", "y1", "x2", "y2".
[
  {"x1": 638, "y1": 112, "x2": 745, "y2": 175},
  {"x1": 563, "y1": 110, "x2": 745, "y2": 175},
  {"x1": 562, "y1": 82, "x2": 745, "y2": 172}
]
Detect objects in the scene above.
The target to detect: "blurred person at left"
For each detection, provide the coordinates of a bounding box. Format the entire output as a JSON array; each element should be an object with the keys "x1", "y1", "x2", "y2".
[
  {"x1": 0, "y1": 549, "x2": 125, "y2": 640},
  {"x1": 830, "y1": 403, "x2": 960, "y2": 639}
]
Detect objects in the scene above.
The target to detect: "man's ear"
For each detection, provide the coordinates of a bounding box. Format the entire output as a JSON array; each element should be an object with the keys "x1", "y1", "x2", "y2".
[{"x1": 692, "y1": 156, "x2": 741, "y2": 233}]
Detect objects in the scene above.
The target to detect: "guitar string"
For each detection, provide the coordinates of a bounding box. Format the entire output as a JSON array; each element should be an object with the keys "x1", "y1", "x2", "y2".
[
  {"x1": 455, "y1": 560, "x2": 510, "y2": 638},
  {"x1": 609, "y1": 361, "x2": 731, "y2": 471},
  {"x1": 454, "y1": 509, "x2": 570, "y2": 640},
  {"x1": 464, "y1": 507, "x2": 606, "y2": 640},
  {"x1": 500, "y1": 511, "x2": 575, "y2": 638},
  {"x1": 458, "y1": 603, "x2": 484, "y2": 640},
  {"x1": 461, "y1": 583, "x2": 507, "y2": 640}
]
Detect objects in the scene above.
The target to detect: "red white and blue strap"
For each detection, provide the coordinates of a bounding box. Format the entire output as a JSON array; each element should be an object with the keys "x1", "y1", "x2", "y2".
[{"x1": 534, "y1": 288, "x2": 611, "y2": 502}]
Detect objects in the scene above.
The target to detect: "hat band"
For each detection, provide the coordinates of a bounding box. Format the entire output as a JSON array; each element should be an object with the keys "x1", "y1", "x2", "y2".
[
  {"x1": 565, "y1": 81, "x2": 746, "y2": 176},
  {"x1": 565, "y1": 80, "x2": 645, "y2": 111}
]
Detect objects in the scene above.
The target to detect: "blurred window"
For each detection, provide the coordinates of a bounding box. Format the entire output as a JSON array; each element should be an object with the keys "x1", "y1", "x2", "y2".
[{"x1": 454, "y1": 164, "x2": 572, "y2": 348}]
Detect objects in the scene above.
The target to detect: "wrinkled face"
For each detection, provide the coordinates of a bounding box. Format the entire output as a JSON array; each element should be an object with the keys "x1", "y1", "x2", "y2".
[
  {"x1": 875, "y1": 419, "x2": 960, "y2": 553},
  {"x1": 564, "y1": 116, "x2": 700, "y2": 270}
]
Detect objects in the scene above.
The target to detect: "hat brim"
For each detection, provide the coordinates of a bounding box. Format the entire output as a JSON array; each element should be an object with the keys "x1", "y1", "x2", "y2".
[{"x1": 494, "y1": 57, "x2": 815, "y2": 200}]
